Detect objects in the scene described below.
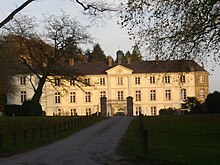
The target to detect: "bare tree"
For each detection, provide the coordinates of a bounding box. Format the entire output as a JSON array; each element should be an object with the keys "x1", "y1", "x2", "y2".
[
  {"x1": 119, "y1": 0, "x2": 220, "y2": 63},
  {"x1": 0, "y1": 0, "x2": 117, "y2": 28},
  {"x1": 1, "y1": 13, "x2": 92, "y2": 114}
]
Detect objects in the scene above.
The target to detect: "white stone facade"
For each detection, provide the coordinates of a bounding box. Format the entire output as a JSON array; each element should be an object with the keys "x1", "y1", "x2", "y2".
[{"x1": 7, "y1": 61, "x2": 209, "y2": 116}]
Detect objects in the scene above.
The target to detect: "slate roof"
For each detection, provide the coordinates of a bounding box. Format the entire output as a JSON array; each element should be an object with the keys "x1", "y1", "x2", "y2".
[{"x1": 71, "y1": 60, "x2": 207, "y2": 75}]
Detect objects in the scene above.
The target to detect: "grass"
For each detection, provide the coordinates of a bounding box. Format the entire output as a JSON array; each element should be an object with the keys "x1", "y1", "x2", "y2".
[
  {"x1": 121, "y1": 115, "x2": 220, "y2": 165},
  {"x1": 0, "y1": 116, "x2": 104, "y2": 157}
]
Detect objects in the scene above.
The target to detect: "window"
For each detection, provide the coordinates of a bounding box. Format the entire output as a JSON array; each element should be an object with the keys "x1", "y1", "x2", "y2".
[
  {"x1": 164, "y1": 76, "x2": 171, "y2": 84},
  {"x1": 85, "y1": 78, "x2": 90, "y2": 85},
  {"x1": 118, "y1": 91, "x2": 124, "y2": 100},
  {"x1": 20, "y1": 76, "x2": 26, "y2": 85},
  {"x1": 135, "y1": 106, "x2": 141, "y2": 116},
  {"x1": 135, "y1": 77, "x2": 141, "y2": 85},
  {"x1": 150, "y1": 76, "x2": 155, "y2": 84},
  {"x1": 70, "y1": 79, "x2": 75, "y2": 86},
  {"x1": 180, "y1": 75, "x2": 186, "y2": 83},
  {"x1": 165, "y1": 89, "x2": 171, "y2": 100},
  {"x1": 70, "y1": 108, "x2": 77, "y2": 116},
  {"x1": 151, "y1": 107, "x2": 157, "y2": 116},
  {"x1": 100, "y1": 91, "x2": 106, "y2": 98},
  {"x1": 55, "y1": 78, "x2": 60, "y2": 86},
  {"x1": 85, "y1": 92, "x2": 91, "y2": 102},
  {"x1": 135, "y1": 90, "x2": 141, "y2": 101},
  {"x1": 86, "y1": 108, "x2": 92, "y2": 115},
  {"x1": 70, "y1": 92, "x2": 76, "y2": 103},
  {"x1": 199, "y1": 75, "x2": 205, "y2": 83},
  {"x1": 55, "y1": 92, "x2": 61, "y2": 103},
  {"x1": 20, "y1": 91, "x2": 27, "y2": 103},
  {"x1": 199, "y1": 89, "x2": 205, "y2": 99},
  {"x1": 180, "y1": 89, "x2": 187, "y2": 100},
  {"x1": 150, "y1": 90, "x2": 156, "y2": 101},
  {"x1": 100, "y1": 78, "x2": 106, "y2": 85},
  {"x1": 117, "y1": 77, "x2": 123, "y2": 85}
]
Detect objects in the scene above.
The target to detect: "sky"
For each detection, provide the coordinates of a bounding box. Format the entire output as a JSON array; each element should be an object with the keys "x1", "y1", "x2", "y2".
[{"x1": 0, "y1": 0, "x2": 219, "y2": 92}]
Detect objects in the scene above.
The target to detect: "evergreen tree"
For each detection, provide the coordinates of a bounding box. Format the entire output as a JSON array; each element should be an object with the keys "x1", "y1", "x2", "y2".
[
  {"x1": 124, "y1": 51, "x2": 132, "y2": 62},
  {"x1": 64, "y1": 37, "x2": 86, "y2": 62},
  {"x1": 131, "y1": 45, "x2": 143, "y2": 61},
  {"x1": 88, "y1": 43, "x2": 106, "y2": 62}
]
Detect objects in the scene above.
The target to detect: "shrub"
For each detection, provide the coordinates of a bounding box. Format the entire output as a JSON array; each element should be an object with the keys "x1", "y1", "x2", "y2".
[
  {"x1": 159, "y1": 107, "x2": 179, "y2": 115},
  {"x1": 22, "y1": 100, "x2": 42, "y2": 116},
  {"x1": 205, "y1": 91, "x2": 220, "y2": 114},
  {"x1": 4, "y1": 104, "x2": 28, "y2": 116}
]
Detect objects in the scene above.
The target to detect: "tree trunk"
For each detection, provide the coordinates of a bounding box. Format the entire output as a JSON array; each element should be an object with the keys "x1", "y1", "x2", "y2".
[
  {"x1": 31, "y1": 74, "x2": 47, "y2": 104},
  {"x1": 25, "y1": 73, "x2": 47, "y2": 116}
]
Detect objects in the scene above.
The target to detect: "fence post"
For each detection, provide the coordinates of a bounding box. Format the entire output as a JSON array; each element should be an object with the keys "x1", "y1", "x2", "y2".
[
  {"x1": 144, "y1": 129, "x2": 149, "y2": 152},
  {"x1": 23, "y1": 130, "x2": 28, "y2": 144},
  {"x1": 0, "y1": 134, "x2": 3, "y2": 151},
  {"x1": 71, "y1": 120, "x2": 73, "y2": 129},
  {"x1": 53, "y1": 124, "x2": 57, "y2": 135},
  {"x1": 47, "y1": 126, "x2": 50, "y2": 136},
  {"x1": 12, "y1": 133, "x2": 16, "y2": 146},
  {"x1": 40, "y1": 127, "x2": 43, "y2": 138},
  {"x1": 32, "y1": 128, "x2": 35, "y2": 142}
]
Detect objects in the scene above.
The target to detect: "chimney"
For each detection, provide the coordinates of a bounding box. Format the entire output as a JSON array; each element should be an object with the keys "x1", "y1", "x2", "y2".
[
  {"x1": 155, "y1": 55, "x2": 159, "y2": 64},
  {"x1": 201, "y1": 62, "x2": 204, "y2": 69},
  {"x1": 108, "y1": 56, "x2": 113, "y2": 66},
  {"x1": 189, "y1": 63, "x2": 195, "y2": 71},
  {"x1": 117, "y1": 50, "x2": 124, "y2": 64},
  {"x1": 69, "y1": 58, "x2": 74, "y2": 66},
  {"x1": 127, "y1": 56, "x2": 131, "y2": 64}
]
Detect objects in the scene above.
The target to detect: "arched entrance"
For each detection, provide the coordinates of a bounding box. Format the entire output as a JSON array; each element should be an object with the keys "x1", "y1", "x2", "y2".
[{"x1": 100, "y1": 97, "x2": 133, "y2": 116}]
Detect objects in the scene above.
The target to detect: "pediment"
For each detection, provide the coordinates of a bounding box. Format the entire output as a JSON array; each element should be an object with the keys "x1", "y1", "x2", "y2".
[{"x1": 106, "y1": 65, "x2": 133, "y2": 75}]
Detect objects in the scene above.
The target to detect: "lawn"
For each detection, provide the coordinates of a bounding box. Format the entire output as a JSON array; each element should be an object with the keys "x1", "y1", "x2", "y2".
[
  {"x1": 0, "y1": 116, "x2": 103, "y2": 157},
  {"x1": 121, "y1": 115, "x2": 220, "y2": 165}
]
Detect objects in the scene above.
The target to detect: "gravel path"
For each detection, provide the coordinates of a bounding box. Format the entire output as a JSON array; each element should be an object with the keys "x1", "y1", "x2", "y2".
[{"x1": 0, "y1": 116, "x2": 133, "y2": 165}]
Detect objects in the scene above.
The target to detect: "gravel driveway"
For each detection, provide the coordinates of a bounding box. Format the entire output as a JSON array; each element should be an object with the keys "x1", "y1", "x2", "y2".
[{"x1": 0, "y1": 116, "x2": 133, "y2": 165}]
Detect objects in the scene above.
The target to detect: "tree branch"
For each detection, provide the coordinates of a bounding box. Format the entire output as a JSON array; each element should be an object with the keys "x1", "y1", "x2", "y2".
[{"x1": 0, "y1": 0, "x2": 35, "y2": 28}]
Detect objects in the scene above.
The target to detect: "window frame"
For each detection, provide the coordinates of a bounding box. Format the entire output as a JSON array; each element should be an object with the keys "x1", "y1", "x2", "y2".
[
  {"x1": 135, "y1": 77, "x2": 141, "y2": 85},
  {"x1": 20, "y1": 91, "x2": 27, "y2": 103},
  {"x1": 164, "y1": 75, "x2": 171, "y2": 84},
  {"x1": 135, "y1": 90, "x2": 141, "y2": 101},
  {"x1": 117, "y1": 91, "x2": 124, "y2": 100},
  {"x1": 55, "y1": 92, "x2": 61, "y2": 103},
  {"x1": 180, "y1": 75, "x2": 186, "y2": 83},
  {"x1": 55, "y1": 78, "x2": 61, "y2": 86},
  {"x1": 180, "y1": 89, "x2": 187, "y2": 100},
  {"x1": 151, "y1": 106, "x2": 157, "y2": 116},
  {"x1": 150, "y1": 76, "x2": 155, "y2": 84},
  {"x1": 150, "y1": 90, "x2": 156, "y2": 101},
  {"x1": 117, "y1": 77, "x2": 123, "y2": 85},
  {"x1": 85, "y1": 92, "x2": 91, "y2": 102},
  {"x1": 100, "y1": 78, "x2": 106, "y2": 85},
  {"x1": 20, "y1": 76, "x2": 26, "y2": 85},
  {"x1": 100, "y1": 91, "x2": 106, "y2": 98},
  {"x1": 165, "y1": 89, "x2": 171, "y2": 100},
  {"x1": 69, "y1": 92, "x2": 76, "y2": 103}
]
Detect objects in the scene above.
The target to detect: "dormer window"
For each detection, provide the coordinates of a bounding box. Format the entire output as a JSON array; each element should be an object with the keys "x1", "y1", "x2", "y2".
[
  {"x1": 70, "y1": 79, "x2": 75, "y2": 86},
  {"x1": 55, "y1": 78, "x2": 61, "y2": 86}
]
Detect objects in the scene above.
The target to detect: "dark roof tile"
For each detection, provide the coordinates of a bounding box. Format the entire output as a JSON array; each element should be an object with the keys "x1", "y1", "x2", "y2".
[{"x1": 71, "y1": 60, "x2": 206, "y2": 75}]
